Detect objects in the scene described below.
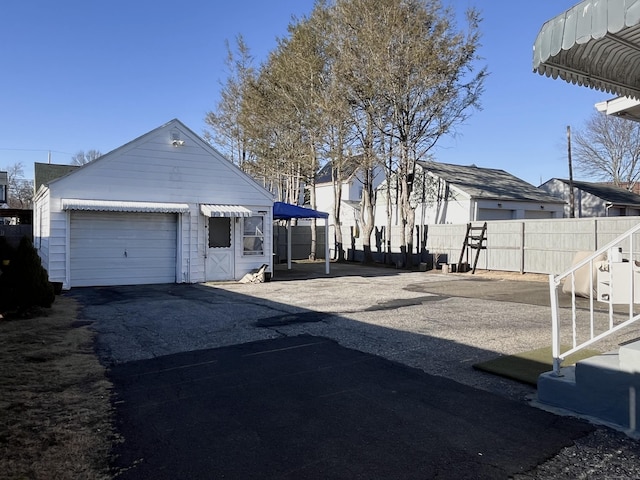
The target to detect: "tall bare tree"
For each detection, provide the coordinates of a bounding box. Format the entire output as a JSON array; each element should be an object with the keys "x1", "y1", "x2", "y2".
[
  {"x1": 573, "y1": 111, "x2": 640, "y2": 191},
  {"x1": 206, "y1": 0, "x2": 484, "y2": 265},
  {"x1": 329, "y1": 0, "x2": 485, "y2": 265},
  {"x1": 71, "y1": 150, "x2": 102, "y2": 166},
  {"x1": 204, "y1": 36, "x2": 256, "y2": 168}
]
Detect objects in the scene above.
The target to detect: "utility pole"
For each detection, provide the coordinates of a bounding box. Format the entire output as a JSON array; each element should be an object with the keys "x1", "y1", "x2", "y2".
[{"x1": 567, "y1": 125, "x2": 575, "y2": 218}]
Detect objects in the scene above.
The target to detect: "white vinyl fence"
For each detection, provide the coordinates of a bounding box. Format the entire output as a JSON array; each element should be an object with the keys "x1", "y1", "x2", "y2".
[{"x1": 327, "y1": 217, "x2": 640, "y2": 274}]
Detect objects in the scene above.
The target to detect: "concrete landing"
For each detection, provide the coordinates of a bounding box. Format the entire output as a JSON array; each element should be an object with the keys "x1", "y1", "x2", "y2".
[{"x1": 537, "y1": 340, "x2": 640, "y2": 433}]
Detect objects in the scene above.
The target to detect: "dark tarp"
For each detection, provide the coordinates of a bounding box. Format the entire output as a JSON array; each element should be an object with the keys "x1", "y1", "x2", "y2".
[{"x1": 273, "y1": 202, "x2": 329, "y2": 220}]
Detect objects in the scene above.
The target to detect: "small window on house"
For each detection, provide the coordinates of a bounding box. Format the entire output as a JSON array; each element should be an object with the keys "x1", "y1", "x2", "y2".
[
  {"x1": 243, "y1": 216, "x2": 264, "y2": 256},
  {"x1": 208, "y1": 217, "x2": 231, "y2": 248}
]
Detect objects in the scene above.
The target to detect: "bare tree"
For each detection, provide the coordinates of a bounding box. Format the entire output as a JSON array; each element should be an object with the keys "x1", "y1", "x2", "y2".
[
  {"x1": 71, "y1": 150, "x2": 102, "y2": 166},
  {"x1": 573, "y1": 112, "x2": 640, "y2": 190},
  {"x1": 330, "y1": 0, "x2": 486, "y2": 265},
  {"x1": 4, "y1": 162, "x2": 33, "y2": 208},
  {"x1": 204, "y1": 36, "x2": 256, "y2": 168}
]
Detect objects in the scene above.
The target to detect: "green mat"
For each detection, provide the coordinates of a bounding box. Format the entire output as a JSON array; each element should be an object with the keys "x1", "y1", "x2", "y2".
[{"x1": 472, "y1": 345, "x2": 600, "y2": 386}]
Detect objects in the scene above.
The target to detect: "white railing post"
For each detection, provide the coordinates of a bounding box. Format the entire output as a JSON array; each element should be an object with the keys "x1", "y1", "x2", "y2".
[
  {"x1": 549, "y1": 273, "x2": 562, "y2": 376},
  {"x1": 548, "y1": 222, "x2": 640, "y2": 374}
]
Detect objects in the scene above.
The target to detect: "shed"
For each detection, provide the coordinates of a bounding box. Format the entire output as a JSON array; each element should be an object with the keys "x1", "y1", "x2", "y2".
[
  {"x1": 539, "y1": 178, "x2": 640, "y2": 217},
  {"x1": 33, "y1": 119, "x2": 274, "y2": 289},
  {"x1": 375, "y1": 161, "x2": 565, "y2": 226}
]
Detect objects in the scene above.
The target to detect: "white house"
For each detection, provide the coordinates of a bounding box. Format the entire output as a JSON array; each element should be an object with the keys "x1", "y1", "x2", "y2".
[
  {"x1": 539, "y1": 178, "x2": 640, "y2": 217},
  {"x1": 375, "y1": 161, "x2": 565, "y2": 226},
  {"x1": 33, "y1": 119, "x2": 274, "y2": 289},
  {"x1": 315, "y1": 156, "x2": 384, "y2": 229}
]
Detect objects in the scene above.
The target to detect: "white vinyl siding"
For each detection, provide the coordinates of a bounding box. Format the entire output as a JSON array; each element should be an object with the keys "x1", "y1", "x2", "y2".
[
  {"x1": 34, "y1": 120, "x2": 274, "y2": 288},
  {"x1": 70, "y1": 212, "x2": 177, "y2": 287}
]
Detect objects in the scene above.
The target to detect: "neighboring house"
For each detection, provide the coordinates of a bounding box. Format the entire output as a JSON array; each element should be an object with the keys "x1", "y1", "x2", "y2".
[
  {"x1": 539, "y1": 178, "x2": 640, "y2": 217},
  {"x1": 375, "y1": 161, "x2": 565, "y2": 226},
  {"x1": 34, "y1": 162, "x2": 79, "y2": 193},
  {"x1": 315, "y1": 156, "x2": 384, "y2": 228},
  {"x1": 33, "y1": 119, "x2": 274, "y2": 289}
]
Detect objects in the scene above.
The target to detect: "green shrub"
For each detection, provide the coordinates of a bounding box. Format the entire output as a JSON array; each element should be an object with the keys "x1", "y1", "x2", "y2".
[{"x1": 0, "y1": 236, "x2": 55, "y2": 316}]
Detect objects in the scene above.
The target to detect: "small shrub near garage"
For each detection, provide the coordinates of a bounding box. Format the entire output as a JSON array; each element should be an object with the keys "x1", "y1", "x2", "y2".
[{"x1": 0, "y1": 236, "x2": 55, "y2": 317}]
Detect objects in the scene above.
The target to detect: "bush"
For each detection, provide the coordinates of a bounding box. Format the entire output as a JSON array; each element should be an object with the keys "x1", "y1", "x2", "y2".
[{"x1": 0, "y1": 236, "x2": 55, "y2": 316}]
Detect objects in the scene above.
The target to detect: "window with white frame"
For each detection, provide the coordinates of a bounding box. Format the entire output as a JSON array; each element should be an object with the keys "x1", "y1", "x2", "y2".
[{"x1": 242, "y1": 216, "x2": 264, "y2": 255}]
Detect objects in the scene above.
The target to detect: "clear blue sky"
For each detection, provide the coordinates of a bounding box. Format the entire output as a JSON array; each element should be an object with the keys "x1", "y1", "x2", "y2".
[{"x1": 1, "y1": 1, "x2": 605, "y2": 187}]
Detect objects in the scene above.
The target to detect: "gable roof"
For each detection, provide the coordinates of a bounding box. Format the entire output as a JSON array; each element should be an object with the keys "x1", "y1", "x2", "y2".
[
  {"x1": 316, "y1": 155, "x2": 365, "y2": 184},
  {"x1": 34, "y1": 162, "x2": 80, "y2": 192},
  {"x1": 550, "y1": 179, "x2": 640, "y2": 206},
  {"x1": 45, "y1": 119, "x2": 273, "y2": 202},
  {"x1": 419, "y1": 161, "x2": 564, "y2": 203}
]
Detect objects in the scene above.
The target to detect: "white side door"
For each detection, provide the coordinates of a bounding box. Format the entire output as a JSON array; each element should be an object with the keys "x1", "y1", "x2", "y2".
[{"x1": 205, "y1": 216, "x2": 234, "y2": 281}]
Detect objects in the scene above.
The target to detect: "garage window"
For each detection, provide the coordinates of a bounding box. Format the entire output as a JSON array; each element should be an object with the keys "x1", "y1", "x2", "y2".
[
  {"x1": 208, "y1": 217, "x2": 231, "y2": 248},
  {"x1": 243, "y1": 216, "x2": 264, "y2": 256}
]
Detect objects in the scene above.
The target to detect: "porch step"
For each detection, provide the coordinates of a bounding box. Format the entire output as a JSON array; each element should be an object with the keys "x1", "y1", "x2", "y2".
[{"x1": 537, "y1": 340, "x2": 640, "y2": 433}]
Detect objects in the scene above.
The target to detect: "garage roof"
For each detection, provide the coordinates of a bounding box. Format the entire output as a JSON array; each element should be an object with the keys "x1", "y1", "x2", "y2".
[
  {"x1": 62, "y1": 199, "x2": 190, "y2": 213},
  {"x1": 533, "y1": 0, "x2": 640, "y2": 98},
  {"x1": 200, "y1": 204, "x2": 253, "y2": 217}
]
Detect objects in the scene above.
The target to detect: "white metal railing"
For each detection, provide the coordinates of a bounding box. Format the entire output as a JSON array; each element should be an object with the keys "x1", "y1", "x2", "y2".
[{"x1": 549, "y1": 222, "x2": 640, "y2": 375}]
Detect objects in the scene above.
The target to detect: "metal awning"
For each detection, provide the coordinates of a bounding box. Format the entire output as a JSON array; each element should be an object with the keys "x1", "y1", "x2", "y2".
[
  {"x1": 200, "y1": 204, "x2": 253, "y2": 217},
  {"x1": 595, "y1": 95, "x2": 640, "y2": 120},
  {"x1": 533, "y1": 0, "x2": 640, "y2": 98},
  {"x1": 62, "y1": 199, "x2": 190, "y2": 213}
]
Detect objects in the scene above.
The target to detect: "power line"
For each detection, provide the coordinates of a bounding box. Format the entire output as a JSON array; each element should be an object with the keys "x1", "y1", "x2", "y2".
[{"x1": 0, "y1": 148, "x2": 74, "y2": 156}]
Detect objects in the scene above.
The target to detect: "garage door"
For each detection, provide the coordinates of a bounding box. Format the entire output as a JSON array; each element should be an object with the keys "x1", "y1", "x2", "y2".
[{"x1": 70, "y1": 211, "x2": 177, "y2": 287}]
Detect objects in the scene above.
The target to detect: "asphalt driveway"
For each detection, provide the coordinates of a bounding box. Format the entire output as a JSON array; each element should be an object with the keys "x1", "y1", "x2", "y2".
[{"x1": 68, "y1": 265, "x2": 630, "y2": 479}]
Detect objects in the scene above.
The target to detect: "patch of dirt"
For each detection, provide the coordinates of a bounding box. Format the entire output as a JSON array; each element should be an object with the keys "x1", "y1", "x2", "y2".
[
  {"x1": 0, "y1": 295, "x2": 114, "y2": 480},
  {"x1": 461, "y1": 269, "x2": 549, "y2": 283}
]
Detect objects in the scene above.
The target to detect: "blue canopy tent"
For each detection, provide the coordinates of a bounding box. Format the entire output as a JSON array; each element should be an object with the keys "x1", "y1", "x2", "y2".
[{"x1": 273, "y1": 201, "x2": 330, "y2": 274}]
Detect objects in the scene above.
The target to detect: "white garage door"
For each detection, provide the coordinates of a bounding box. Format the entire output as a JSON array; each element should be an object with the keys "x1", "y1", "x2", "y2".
[{"x1": 70, "y1": 211, "x2": 178, "y2": 287}]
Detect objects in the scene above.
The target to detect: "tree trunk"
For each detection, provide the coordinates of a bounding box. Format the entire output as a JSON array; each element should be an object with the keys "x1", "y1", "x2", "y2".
[
  {"x1": 360, "y1": 178, "x2": 375, "y2": 264},
  {"x1": 333, "y1": 177, "x2": 345, "y2": 261}
]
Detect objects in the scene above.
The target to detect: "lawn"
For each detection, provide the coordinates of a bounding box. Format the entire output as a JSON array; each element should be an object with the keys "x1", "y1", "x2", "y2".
[{"x1": 0, "y1": 296, "x2": 113, "y2": 479}]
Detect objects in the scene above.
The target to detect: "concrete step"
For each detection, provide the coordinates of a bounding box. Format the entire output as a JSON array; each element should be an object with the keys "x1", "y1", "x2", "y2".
[{"x1": 537, "y1": 341, "x2": 640, "y2": 433}]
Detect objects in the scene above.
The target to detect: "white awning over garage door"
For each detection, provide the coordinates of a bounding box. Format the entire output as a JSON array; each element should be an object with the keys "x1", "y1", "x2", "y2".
[
  {"x1": 200, "y1": 204, "x2": 253, "y2": 217},
  {"x1": 70, "y1": 211, "x2": 178, "y2": 287},
  {"x1": 62, "y1": 198, "x2": 189, "y2": 213}
]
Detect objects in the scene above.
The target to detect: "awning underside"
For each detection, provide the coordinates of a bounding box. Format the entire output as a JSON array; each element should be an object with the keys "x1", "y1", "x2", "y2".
[
  {"x1": 200, "y1": 204, "x2": 253, "y2": 217},
  {"x1": 62, "y1": 199, "x2": 189, "y2": 213},
  {"x1": 533, "y1": 0, "x2": 640, "y2": 98}
]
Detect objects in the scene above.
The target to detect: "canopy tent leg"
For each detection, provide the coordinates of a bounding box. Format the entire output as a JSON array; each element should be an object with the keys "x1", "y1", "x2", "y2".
[
  {"x1": 325, "y1": 217, "x2": 330, "y2": 275},
  {"x1": 287, "y1": 219, "x2": 292, "y2": 271}
]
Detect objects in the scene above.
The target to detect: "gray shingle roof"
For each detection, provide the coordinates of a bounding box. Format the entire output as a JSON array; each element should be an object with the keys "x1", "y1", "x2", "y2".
[
  {"x1": 34, "y1": 162, "x2": 80, "y2": 192},
  {"x1": 418, "y1": 161, "x2": 564, "y2": 203},
  {"x1": 316, "y1": 155, "x2": 365, "y2": 184},
  {"x1": 553, "y1": 179, "x2": 640, "y2": 206}
]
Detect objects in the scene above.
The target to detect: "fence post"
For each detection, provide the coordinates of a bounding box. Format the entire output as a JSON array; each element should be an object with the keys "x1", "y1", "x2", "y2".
[{"x1": 520, "y1": 221, "x2": 525, "y2": 274}]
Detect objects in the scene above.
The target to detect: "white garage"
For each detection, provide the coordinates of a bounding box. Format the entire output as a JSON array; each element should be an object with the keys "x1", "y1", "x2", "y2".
[{"x1": 33, "y1": 119, "x2": 274, "y2": 289}]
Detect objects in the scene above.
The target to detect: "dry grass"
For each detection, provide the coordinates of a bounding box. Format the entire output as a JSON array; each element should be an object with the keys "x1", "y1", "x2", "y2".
[{"x1": 0, "y1": 296, "x2": 114, "y2": 480}]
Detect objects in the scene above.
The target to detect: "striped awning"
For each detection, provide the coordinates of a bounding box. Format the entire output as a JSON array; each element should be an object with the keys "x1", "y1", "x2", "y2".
[
  {"x1": 533, "y1": 0, "x2": 640, "y2": 99},
  {"x1": 200, "y1": 204, "x2": 253, "y2": 217},
  {"x1": 62, "y1": 199, "x2": 190, "y2": 213}
]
